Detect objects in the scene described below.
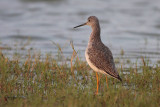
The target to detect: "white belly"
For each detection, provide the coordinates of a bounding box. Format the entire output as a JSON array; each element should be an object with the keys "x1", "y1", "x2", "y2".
[{"x1": 85, "y1": 49, "x2": 107, "y2": 75}]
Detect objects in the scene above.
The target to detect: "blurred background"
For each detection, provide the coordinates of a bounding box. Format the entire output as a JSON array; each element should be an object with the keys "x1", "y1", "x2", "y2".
[{"x1": 0, "y1": 0, "x2": 160, "y2": 63}]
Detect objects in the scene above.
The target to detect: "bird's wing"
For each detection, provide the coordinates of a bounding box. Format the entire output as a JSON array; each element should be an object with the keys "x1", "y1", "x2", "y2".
[{"x1": 87, "y1": 43, "x2": 120, "y2": 79}]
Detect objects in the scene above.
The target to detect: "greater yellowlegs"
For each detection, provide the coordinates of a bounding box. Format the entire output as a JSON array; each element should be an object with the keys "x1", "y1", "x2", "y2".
[{"x1": 74, "y1": 16, "x2": 122, "y2": 94}]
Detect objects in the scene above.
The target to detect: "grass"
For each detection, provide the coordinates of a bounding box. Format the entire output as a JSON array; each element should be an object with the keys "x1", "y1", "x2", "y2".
[{"x1": 0, "y1": 45, "x2": 160, "y2": 107}]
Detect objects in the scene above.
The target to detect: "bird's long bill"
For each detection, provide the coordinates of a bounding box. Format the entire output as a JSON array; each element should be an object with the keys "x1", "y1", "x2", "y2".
[{"x1": 74, "y1": 23, "x2": 86, "y2": 28}]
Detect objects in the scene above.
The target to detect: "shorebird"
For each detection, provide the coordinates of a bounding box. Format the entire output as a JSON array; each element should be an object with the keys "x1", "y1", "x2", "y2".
[{"x1": 74, "y1": 16, "x2": 122, "y2": 94}]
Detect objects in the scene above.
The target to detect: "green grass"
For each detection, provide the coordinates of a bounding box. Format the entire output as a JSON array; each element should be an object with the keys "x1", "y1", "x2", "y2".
[{"x1": 0, "y1": 49, "x2": 160, "y2": 107}]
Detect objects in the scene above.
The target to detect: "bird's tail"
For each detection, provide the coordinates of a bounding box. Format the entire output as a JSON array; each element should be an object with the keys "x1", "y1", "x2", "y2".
[{"x1": 117, "y1": 75, "x2": 122, "y2": 82}]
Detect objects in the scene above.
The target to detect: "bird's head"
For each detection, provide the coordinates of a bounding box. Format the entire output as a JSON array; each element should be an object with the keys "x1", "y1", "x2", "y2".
[{"x1": 74, "y1": 16, "x2": 99, "y2": 28}]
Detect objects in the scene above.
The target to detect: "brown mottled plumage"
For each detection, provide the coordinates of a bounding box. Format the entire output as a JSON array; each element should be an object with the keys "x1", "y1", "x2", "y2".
[{"x1": 74, "y1": 16, "x2": 122, "y2": 81}]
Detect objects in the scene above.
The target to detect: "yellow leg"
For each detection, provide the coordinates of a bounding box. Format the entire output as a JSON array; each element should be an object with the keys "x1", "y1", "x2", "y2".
[
  {"x1": 106, "y1": 76, "x2": 109, "y2": 88},
  {"x1": 96, "y1": 72, "x2": 99, "y2": 94}
]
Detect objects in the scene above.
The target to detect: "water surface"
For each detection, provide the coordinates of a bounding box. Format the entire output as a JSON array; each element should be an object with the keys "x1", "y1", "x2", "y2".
[{"x1": 0, "y1": 0, "x2": 160, "y2": 64}]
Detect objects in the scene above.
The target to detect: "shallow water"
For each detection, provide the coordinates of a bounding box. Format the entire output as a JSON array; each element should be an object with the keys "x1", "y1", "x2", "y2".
[{"x1": 0, "y1": 0, "x2": 160, "y2": 64}]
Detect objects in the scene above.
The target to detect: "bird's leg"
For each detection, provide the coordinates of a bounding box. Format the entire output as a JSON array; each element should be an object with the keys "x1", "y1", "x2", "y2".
[
  {"x1": 106, "y1": 76, "x2": 109, "y2": 88},
  {"x1": 96, "y1": 72, "x2": 99, "y2": 94}
]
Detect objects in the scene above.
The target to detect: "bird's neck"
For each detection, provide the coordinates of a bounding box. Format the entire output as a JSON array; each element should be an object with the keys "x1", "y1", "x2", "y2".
[{"x1": 89, "y1": 23, "x2": 101, "y2": 44}]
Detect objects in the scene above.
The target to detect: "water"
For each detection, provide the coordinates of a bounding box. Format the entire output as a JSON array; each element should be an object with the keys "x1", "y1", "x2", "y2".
[{"x1": 0, "y1": 0, "x2": 160, "y2": 64}]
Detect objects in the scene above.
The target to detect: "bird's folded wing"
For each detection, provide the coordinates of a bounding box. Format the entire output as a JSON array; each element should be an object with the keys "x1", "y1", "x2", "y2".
[{"x1": 87, "y1": 46, "x2": 119, "y2": 78}]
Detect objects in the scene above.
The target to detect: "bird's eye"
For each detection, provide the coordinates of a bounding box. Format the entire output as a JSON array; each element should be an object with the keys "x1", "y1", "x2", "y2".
[{"x1": 88, "y1": 19, "x2": 90, "y2": 22}]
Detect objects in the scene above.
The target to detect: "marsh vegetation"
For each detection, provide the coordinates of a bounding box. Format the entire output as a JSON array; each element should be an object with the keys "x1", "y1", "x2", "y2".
[{"x1": 0, "y1": 44, "x2": 160, "y2": 107}]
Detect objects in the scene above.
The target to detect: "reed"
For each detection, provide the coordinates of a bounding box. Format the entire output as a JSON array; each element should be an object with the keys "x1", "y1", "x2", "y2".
[{"x1": 0, "y1": 46, "x2": 160, "y2": 107}]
